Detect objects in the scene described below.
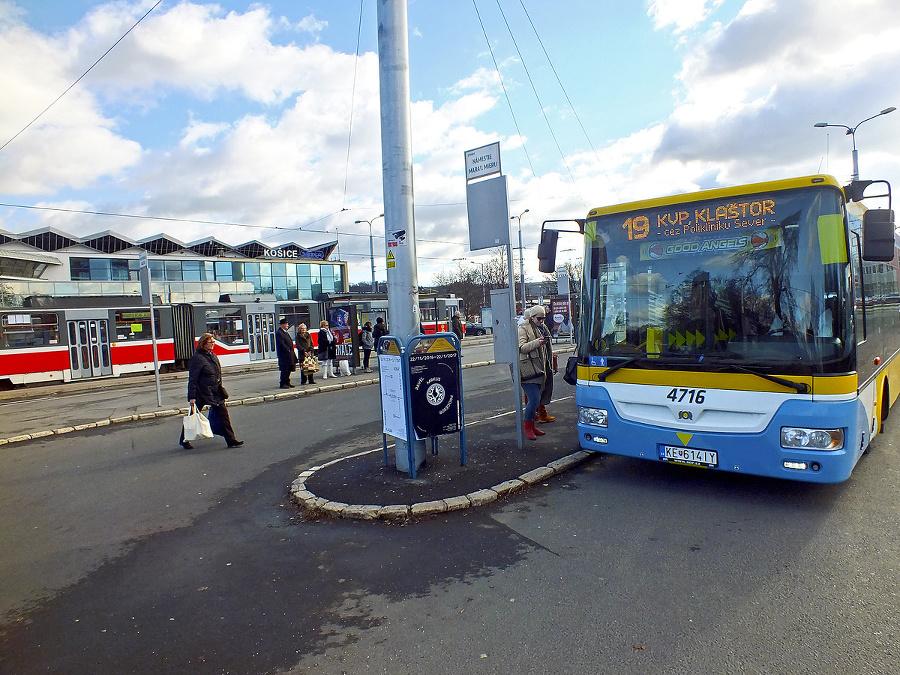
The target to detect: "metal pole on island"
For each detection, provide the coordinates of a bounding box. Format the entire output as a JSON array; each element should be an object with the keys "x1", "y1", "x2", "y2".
[{"x1": 377, "y1": 0, "x2": 426, "y2": 472}]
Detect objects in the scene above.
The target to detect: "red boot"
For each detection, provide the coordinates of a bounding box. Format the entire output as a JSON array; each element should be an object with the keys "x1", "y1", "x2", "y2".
[{"x1": 524, "y1": 420, "x2": 537, "y2": 440}]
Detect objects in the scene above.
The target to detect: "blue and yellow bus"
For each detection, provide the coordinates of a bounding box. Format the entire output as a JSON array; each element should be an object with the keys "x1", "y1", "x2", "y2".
[{"x1": 539, "y1": 175, "x2": 897, "y2": 482}]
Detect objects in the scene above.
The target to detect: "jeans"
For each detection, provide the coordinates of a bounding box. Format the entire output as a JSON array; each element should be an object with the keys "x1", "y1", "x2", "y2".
[{"x1": 521, "y1": 381, "x2": 541, "y2": 421}]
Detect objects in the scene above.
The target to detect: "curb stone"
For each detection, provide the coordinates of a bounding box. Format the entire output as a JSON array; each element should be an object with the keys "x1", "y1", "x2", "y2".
[{"x1": 288, "y1": 449, "x2": 596, "y2": 523}]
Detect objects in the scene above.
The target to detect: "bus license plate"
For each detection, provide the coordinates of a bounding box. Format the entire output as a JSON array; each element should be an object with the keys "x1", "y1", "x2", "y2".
[{"x1": 659, "y1": 445, "x2": 718, "y2": 468}]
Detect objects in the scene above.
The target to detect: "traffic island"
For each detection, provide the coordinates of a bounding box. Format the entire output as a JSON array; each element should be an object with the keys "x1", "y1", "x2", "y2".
[{"x1": 289, "y1": 410, "x2": 597, "y2": 522}]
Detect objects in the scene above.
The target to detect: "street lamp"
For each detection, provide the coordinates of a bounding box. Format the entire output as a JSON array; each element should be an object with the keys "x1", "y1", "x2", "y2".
[
  {"x1": 355, "y1": 213, "x2": 384, "y2": 291},
  {"x1": 814, "y1": 106, "x2": 896, "y2": 181},
  {"x1": 510, "y1": 208, "x2": 529, "y2": 312}
]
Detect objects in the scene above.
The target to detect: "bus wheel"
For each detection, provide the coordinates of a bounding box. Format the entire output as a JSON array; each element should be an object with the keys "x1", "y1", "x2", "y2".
[{"x1": 880, "y1": 381, "x2": 890, "y2": 434}]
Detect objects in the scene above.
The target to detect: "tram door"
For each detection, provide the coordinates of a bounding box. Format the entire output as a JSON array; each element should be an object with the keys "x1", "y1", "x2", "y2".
[
  {"x1": 65, "y1": 311, "x2": 113, "y2": 379},
  {"x1": 247, "y1": 309, "x2": 276, "y2": 361}
]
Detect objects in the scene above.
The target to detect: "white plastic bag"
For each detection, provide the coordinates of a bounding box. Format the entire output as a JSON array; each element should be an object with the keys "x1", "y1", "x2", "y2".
[
  {"x1": 183, "y1": 403, "x2": 214, "y2": 441},
  {"x1": 339, "y1": 359, "x2": 351, "y2": 376}
]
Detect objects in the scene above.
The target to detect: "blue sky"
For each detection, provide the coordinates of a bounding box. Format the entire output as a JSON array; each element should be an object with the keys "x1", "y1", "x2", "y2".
[{"x1": 1, "y1": 0, "x2": 898, "y2": 285}]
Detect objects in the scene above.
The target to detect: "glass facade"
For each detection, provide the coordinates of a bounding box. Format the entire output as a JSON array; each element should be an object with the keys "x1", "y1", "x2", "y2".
[{"x1": 67, "y1": 257, "x2": 345, "y2": 301}]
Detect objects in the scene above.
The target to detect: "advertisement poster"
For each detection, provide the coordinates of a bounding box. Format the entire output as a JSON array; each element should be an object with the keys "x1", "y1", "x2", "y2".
[
  {"x1": 329, "y1": 306, "x2": 359, "y2": 366},
  {"x1": 550, "y1": 298, "x2": 572, "y2": 336}
]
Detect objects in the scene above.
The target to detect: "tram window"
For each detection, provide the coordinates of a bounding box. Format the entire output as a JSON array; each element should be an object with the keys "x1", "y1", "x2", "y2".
[
  {"x1": 205, "y1": 307, "x2": 243, "y2": 345},
  {"x1": 114, "y1": 309, "x2": 159, "y2": 341},
  {"x1": 0, "y1": 312, "x2": 60, "y2": 348}
]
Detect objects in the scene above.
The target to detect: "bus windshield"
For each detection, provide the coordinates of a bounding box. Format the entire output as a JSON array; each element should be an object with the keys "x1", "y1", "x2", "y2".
[{"x1": 578, "y1": 185, "x2": 854, "y2": 373}]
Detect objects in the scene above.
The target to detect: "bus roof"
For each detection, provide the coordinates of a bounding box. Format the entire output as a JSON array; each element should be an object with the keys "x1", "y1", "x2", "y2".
[{"x1": 587, "y1": 175, "x2": 844, "y2": 218}]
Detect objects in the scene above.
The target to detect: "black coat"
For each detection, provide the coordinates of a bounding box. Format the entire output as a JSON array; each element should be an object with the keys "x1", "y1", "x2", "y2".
[
  {"x1": 317, "y1": 328, "x2": 337, "y2": 359},
  {"x1": 373, "y1": 322, "x2": 388, "y2": 346},
  {"x1": 276, "y1": 327, "x2": 296, "y2": 369},
  {"x1": 187, "y1": 348, "x2": 226, "y2": 408}
]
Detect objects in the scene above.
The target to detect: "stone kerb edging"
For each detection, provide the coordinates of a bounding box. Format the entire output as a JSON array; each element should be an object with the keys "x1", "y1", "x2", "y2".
[
  {"x1": 0, "y1": 354, "x2": 564, "y2": 447},
  {"x1": 289, "y1": 449, "x2": 595, "y2": 522}
]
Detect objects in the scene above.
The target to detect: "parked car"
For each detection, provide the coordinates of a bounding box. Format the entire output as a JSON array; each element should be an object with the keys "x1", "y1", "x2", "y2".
[{"x1": 466, "y1": 323, "x2": 488, "y2": 336}]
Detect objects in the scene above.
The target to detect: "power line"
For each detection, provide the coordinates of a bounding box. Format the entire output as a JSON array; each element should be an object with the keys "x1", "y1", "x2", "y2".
[
  {"x1": 471, "y1": 0, "x2": 536, "y2": 178},
  {"x1": 341, "y1": 0, "x2": 366, "y2": 210},
  {"x1": 517, "y1": 0, "x2": 618, "y2": 198},
  {"x1": 0, "y1": 202, "x2": 474, "y2": 247},
  {"x1": 494, "y1": 0, "x2": 586, "y2": 209},
  {"x1": 0, "y1": 1, "x2": 164, "y2": 153}
]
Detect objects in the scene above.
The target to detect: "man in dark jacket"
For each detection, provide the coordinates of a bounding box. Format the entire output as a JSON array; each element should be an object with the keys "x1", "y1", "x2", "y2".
[
  {"x1": 372, "y1": 316, "x2": 388, "y2": 347},
  {"x1": 181, "y1": 333, "x2": 243, "y2": 449},
  {"x1": 275, "y1": 317, "x2": 296, "y2": 388}
]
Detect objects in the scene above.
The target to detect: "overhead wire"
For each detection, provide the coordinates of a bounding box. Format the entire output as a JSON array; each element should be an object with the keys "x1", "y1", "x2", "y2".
[
  {"x1": 341, "y1": 0, "x2": 366, "y2": 211},
  {"x1": 494, "y1": 0, "x2": 586, "y2": 210},
  {"x1": 0, "y1": 0, "x2": 164, "y2": 154},
  {"x1": 471, "y1": 0, "x2": 536, "y2": 178},
  {"x1": 517, "y1": 0, "x2": 619, "y2": 198}
]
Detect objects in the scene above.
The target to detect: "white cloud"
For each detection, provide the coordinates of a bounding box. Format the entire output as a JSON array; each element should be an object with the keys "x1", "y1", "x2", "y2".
[
  {"x1": 647, "y1": 0, "x2": 723, "y2": 33},
  {"x1": 2, "y1": 0, "x2": 899, "y2": 286}
]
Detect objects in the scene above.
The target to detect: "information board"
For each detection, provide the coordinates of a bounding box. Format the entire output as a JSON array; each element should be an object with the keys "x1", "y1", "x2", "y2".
[
  {"x1": 408, "y1": 343, "x2": 461, "y2": 440},
  {"x1": 378, "y1": 354, "x2": 407, "y2": 440}
]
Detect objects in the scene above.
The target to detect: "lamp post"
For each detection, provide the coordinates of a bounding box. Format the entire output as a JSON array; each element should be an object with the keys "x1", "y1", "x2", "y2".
[
  {"x1": 510, "y1": 208, "x2": 529, "y2": 312},
  {"x1": 814, "y1": 106, "x2": 896, "y2": 181},
  {"x1": 355, "y1": 213, "x2": 384, "y2": 291}
]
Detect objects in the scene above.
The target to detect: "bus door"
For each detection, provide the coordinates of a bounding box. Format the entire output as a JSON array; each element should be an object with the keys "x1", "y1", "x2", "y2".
[
  {"x1": 65, "y1": 310, "x2": 113, "y2": 379},
  {"x1": 247, "y1": 307, "x2": 276, "y2": 361}
]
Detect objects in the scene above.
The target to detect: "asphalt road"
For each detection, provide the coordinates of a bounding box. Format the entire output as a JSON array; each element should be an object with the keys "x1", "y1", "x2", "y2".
[{"x1": 1, "y1": 355, "x2": 898, "y2": 674}]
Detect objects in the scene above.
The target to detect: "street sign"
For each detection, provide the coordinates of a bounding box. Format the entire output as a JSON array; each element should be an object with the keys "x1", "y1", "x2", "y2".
[{"x1": 465, "y1": 141, "x2": 501, "y2": 181}]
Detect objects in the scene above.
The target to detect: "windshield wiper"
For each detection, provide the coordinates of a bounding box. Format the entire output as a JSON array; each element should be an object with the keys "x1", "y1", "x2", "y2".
[
  {"x1": 596, "y1": 357, "x2": 643, "y2": 381},
  {"x1": 712, "y1": 363, "x2": 809, "y2": 394}
]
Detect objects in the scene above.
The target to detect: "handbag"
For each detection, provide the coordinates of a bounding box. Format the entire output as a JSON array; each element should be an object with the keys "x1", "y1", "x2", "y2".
[
  {"x1": 563, "y1": 356, "x2": 578, "y2": 386},
  {"x1": 183, "y1": 404, "x2": 214, "y2": 441},
  {"x1": 207, "y1": 405, "x2": 225, "y2": 437},
  {"x1": 301, "y1": 353, "x2": 319, "y2": 373}
]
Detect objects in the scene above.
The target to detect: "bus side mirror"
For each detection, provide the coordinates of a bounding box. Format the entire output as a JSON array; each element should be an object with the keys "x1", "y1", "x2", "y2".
[
  {"x1": 537, "y1": 229, "x2": 559, "y2": 273},
  {"x1": 862, "y1": 209, "x2": 895, "y2": 261}
]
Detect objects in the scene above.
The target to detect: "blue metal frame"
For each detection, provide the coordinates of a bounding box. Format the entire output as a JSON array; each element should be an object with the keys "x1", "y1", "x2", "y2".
[{"x1": 376, "y1": 333, "x2": 467, "y2": 478}]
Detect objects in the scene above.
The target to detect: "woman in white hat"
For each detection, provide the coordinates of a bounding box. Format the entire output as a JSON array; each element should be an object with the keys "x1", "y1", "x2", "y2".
[{"x1": 517, "y1": 305, "x2": 550, "y2": 440}]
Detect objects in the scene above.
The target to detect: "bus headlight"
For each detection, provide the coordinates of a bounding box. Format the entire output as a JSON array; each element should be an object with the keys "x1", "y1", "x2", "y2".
[
  {"x1": 780, "y1": 427, "x2": 843, "y2": 450},
  {"x1": 578, "y1": 406, "x2": 608, "y2": 427}
]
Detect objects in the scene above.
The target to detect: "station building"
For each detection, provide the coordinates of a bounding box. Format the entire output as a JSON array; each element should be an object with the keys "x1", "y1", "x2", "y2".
[{"x1": 0, "y1": 226, "x2": 348, "y2": 304}]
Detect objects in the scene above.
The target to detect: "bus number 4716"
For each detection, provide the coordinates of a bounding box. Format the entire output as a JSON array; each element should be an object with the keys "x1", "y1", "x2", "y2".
[{"x1": 667, "y1": 388, "x2": 706, "y2": 404}]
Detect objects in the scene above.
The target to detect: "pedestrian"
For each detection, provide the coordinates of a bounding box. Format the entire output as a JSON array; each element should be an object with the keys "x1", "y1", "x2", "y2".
[
  {"x1": 275, "y1": 317, "x2": 297, "y2": 388},
  {"x1": 360, "y1": 321, "x2": 375, "y2": 372},
  {"x1": 317, "y1": 319, "x2": 337, "y2": 379},
  {"x1": 295, "y1": 323, "x2": 316, "y2": 385},
  {"x1": 535, "y1": 306, "x2": 557, "y2": 423},
  {"x1": 517, "y1": 305, "x2": 549, "y2": 440},
  {"x1": 372, "y1": 316, "x2": 388, "y2": 348},
  {"x1": 451, "y1": 311, "x2": 464, "y2": 340},
  {"x1": 180, "y1": 332, "x2": 243, "y2": 449}
]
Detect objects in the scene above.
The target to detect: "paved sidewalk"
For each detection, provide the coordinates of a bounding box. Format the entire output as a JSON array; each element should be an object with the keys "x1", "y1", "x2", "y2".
[{"x1": 1, "y1": 336, "x2": 595, "y2": 520}]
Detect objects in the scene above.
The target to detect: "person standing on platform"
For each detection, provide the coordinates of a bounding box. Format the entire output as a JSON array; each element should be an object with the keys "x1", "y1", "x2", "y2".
[
  {"x1": 373, "y1": 316, "x2": 388, "y2": 348},
  {"x1": 295, "y1": 323, "x2": 316, "y2": 385},
  {"x1": 180, "y1": 333, "x2": 243, "y2": 449},
  {"x1": 517, "y1": 305, "x2": 549, "y2": 440},
  {"x1": 318, "y1": 319, "x2": 337, "y2": 379},
  {"x1": 275, "y1": 317, "x2": 297, "y2": 388},
  {"x1": 360, "y1": 321, "x2": 375, "y2": 372},
  {"x1": 534, "y1": 306, "x2": 557, "y2": 423},
  {"x1": 451, "y1": 311, "x2": 464, "y2": 347}
]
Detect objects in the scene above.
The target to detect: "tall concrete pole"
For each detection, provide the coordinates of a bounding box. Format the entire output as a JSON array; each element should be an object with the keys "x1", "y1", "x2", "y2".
[{"x1": 377, "y1": 0, "x2": 420, "y2": 342}]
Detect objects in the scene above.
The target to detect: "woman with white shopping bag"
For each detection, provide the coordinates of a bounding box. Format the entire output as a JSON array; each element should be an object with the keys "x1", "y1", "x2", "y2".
[{"x1": 179, "y1": 333, "x2": 244, "y2": 449}]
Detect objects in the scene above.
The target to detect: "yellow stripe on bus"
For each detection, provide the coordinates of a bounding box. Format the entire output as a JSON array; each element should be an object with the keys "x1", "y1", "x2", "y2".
[{"x1": 577, "y1": 365, "x2": 857, "y2": 395}]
